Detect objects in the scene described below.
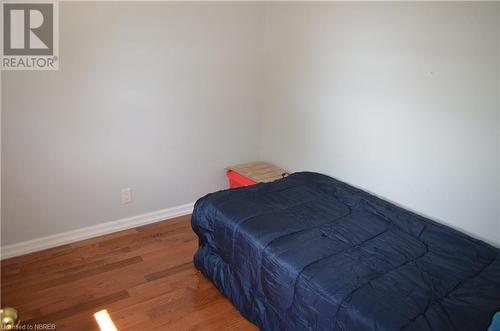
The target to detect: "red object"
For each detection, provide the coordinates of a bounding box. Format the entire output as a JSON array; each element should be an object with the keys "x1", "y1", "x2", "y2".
[{"x1": 226, "y1": 170, "x2": 257, "y2": 189}]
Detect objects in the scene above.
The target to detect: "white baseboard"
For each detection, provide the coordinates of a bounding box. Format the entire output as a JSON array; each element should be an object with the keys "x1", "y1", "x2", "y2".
[{"x1": 0, "y1": 202, "x2": 195, "y2": 260}]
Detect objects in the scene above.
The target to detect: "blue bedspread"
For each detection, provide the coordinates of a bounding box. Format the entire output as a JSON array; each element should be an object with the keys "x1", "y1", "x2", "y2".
[{"x1": 192, "y1": 172, "x2": 500, "y2": 330}]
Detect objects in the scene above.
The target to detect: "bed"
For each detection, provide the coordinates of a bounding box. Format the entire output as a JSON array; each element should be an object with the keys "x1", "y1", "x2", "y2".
[{"x1": 191, "y1": 172, "x2": 500, "y2": 331}]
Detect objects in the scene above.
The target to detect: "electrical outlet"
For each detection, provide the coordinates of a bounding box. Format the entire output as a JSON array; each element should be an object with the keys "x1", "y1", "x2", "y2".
[{"x1": 121, "y1": 188, "x2": 132, "y2": 204}]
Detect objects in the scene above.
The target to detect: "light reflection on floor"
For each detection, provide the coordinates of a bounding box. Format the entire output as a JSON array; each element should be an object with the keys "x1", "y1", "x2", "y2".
[{"x1": 94, "y1": 309, "x2": 118, "y2": 331}]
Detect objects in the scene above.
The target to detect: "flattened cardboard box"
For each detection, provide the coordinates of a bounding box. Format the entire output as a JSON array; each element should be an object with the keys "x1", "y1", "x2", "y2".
[{"x1": 226, "y1": 162, "x2": 288, "y2": 183}]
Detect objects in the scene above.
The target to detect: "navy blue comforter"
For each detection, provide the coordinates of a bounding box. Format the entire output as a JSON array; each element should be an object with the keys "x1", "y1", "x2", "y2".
[{"x1": 192, "y1": 172, "x2": 500, "y2": 331}]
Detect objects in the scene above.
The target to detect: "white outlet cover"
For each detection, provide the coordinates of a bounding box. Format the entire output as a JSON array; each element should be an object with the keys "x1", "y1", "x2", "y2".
[{"x1": 121, "y1": 188, "x2": 132, "y2": 204}]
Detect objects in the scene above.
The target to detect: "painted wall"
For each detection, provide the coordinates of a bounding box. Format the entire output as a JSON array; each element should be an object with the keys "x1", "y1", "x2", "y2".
[
  {"x1": 2, "y1": 2, "x2": 499, "y2": 248},
  {"x1": 1, "y1": 2, "x2": 263, "y2": 245},
  {"x1": 260, "y1": 2, "x2": 500, "y2": 246}
]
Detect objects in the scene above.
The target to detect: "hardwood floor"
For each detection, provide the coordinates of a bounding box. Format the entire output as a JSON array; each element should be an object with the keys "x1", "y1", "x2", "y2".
[{"x1": 1, "y1": 215, "x2": 258, "y2": 331}]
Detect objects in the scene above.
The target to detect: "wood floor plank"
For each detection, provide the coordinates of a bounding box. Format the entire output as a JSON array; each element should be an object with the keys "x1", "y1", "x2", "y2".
[
  {"x1": 3, "y1": 256, "x2": 144, "y2": 293},
  {"x1": 144, "y1": 261, "x2": 193, "y2": 282},
  {"x1": 23, "y1": 290, "x2": 130, "y2": 326},
  {"x1": 3, "y1": 244, "x2": 196, "y2": 312},
  {"x1": 1, "y1": 215, "x2": 258, "y2": 331},
  {"x1": 3, "y1": 242, "x2": 196, "y2": 313}
]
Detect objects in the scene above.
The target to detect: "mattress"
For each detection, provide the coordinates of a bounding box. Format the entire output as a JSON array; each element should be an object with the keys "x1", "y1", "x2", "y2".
[{"x1": 192, "y1": 172, "x2": 500, "y2": 331}]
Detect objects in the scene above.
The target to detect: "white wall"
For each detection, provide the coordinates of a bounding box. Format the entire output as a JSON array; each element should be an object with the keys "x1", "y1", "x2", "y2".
[
  {"x1": 1, "y1": 2, "x2": 263, "y2": 245},
  {"x1": 2, "y1": 2, "x2": 499, "y2": 248},
  {"x1": 260, "y1": 2, "x2": 500, "y2": 246}
]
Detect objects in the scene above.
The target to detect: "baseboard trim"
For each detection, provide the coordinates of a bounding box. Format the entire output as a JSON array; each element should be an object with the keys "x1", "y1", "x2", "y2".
[{"x1": 0, "y1": 202, "x2": 195, "y2": 260}]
